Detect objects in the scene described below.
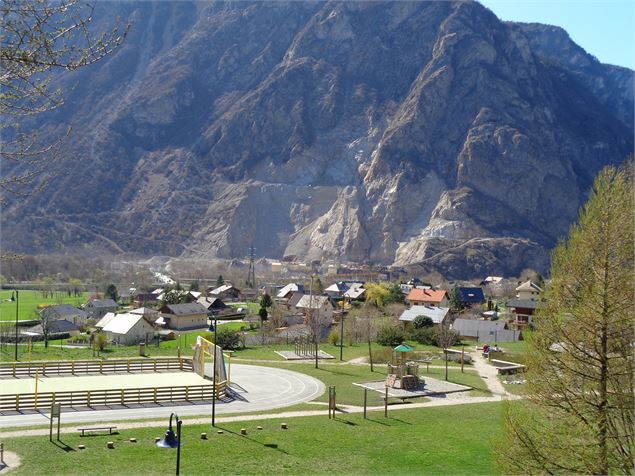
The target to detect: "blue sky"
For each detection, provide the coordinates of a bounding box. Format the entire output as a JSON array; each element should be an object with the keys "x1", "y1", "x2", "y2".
[{"x1": 479, "y1": 0, "x2": 635, "y2": 69}]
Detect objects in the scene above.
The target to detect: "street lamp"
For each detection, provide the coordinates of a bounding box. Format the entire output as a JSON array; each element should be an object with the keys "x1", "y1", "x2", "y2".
[
  {"x1": 212, "y1": 314, "x2": 218, "y2": 426},
  {"x1": 156, "y1": 413, "x2": 183, "y2": 475},
  {"x1": 8, "y1": 291, "x2": 19, "y2": 361}
]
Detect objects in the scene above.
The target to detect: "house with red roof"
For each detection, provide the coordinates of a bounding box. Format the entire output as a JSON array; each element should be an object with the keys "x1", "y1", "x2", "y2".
[{"x1": 406, "y1": 288, "x2": 448, "y2": 307}]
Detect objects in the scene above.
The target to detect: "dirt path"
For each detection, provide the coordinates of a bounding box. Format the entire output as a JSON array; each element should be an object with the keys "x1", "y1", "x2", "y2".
[
  {"x1": 469, "y1": 350, "x2": 508, "y2": 396},
  {"x1": 0, "y1": 451, "x2": 21, "y2": 473}
]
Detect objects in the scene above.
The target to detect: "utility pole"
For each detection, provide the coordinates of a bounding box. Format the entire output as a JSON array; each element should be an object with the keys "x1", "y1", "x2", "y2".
[{"x1": 246, "y1": 246, "x2": 256, "y2": 289}]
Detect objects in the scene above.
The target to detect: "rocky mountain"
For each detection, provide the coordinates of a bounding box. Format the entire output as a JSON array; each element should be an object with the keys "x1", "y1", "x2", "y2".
[{"x1": 2, "y1": 1, "x2": 633, "y2": 279}]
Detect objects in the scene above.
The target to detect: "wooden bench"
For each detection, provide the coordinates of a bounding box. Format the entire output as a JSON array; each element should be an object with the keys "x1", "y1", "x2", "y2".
[{"x1": 78, "y1": 426, "x2": 118, "y2": 436}]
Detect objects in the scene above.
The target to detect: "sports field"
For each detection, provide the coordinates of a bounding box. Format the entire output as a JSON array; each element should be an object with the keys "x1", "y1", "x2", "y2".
[{"x1": 0, "y1": 371, "x2": 210, "y2": 395}]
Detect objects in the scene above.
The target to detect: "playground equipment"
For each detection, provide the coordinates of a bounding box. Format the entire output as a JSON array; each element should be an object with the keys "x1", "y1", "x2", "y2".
[
  {"x1": 385, "y1": 344, "x2": 421, "y2": 391},
  {"x1": 192, "y1": 336, "x2": 230, "y2": 398}
]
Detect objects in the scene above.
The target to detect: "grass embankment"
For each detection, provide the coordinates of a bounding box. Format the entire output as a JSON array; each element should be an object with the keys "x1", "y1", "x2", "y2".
[
  {"x1": 7, "y1": 403, "x2": 503, "y2": 475},
  {"x1": 0, "y1": 290, "x2": 91, "y2": 322}
]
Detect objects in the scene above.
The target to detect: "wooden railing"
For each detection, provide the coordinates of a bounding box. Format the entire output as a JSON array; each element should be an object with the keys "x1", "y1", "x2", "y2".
[
  {"x1": 0, "y1": 380, "x2": 227, "y2": 412},
  {"x1": 0, "y1": 357, "x2": 194, "y2": 378}
]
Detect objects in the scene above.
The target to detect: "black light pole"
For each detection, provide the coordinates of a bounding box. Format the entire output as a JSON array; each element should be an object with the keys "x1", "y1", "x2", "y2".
[
  {"x1": 212, "y1": 314, "x2": 218, "y2": 426},
  {"x1": 156, "y1": 412, "x2": 183, "y2": 476},
  {"x1": 339, "y1": 309, "x2": 345, "y2": 361},
  {"x1": 11, "y1": 291, "x2": 19, "y2": 361}
]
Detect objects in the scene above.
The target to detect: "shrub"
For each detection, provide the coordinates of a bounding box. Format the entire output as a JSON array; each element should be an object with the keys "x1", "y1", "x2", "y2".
[
  {"x1": 413, "y1": 315, "x2": 434, "y2": 329},
  {"x1": 411, "y1": 327, "x2": 436, "y2": 345},
  {"x1": 376, "y1": 325, "x2": 406, "y2": 347},
  {"x1": 411, "y1": 326, "x2": 461, "y2": 347},
  {"x1": 328, "y1": 329, "x2": 340, "y2": 346},
  {"x1": 94, "y1": 331, "x2": 108, "y2": 351},
  {"x1": 214, "y1": 329, "x2": 241, "y2": 350}
]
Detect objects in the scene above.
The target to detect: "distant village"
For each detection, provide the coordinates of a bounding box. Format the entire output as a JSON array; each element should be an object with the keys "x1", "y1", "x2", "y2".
[{"x1": 18, "y1": 263, "x2": 544, "y2": 349}]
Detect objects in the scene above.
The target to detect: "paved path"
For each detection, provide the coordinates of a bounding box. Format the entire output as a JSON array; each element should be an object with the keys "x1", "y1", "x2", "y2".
[
  {"x1": 0, "y1": 364, "x2": 324, "y2": 429},
  {"x1": 469, "y1": 350, "x2": 508, "y2": 396}
]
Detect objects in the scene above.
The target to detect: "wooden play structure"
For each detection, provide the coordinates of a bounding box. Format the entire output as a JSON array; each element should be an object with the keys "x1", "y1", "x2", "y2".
[
  {"x1": 385, "y1": 344, "x2": 422, "y2": 391},
  {"x1": 192, "y1": 336, "x2": 231, "y2": 398}
]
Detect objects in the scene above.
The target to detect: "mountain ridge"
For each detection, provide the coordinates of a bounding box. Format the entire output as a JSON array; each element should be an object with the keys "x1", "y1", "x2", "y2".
[{"x1": 2, "y1": 1, "x2": 632, "y2": 279}]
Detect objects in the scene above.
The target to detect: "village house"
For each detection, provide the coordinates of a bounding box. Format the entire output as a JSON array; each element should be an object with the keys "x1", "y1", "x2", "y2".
[
  {"x1": 132, "y1": 292, "x2": 160, "y2": 307},
  {"x1": 324, "y1": 282, "x2": 349, "y2": 299},
  {"x1": 399, "y1": 305, "x2": 450, "y2": 326},
  {"x1": 207, "y1": 284, "x2": 242, "y2": 301},
  {"x1": 343, "y1": 285, "x2": 365, "y2": 302},
  {"x1": 452, "y1": 318, "x2": 522, "y2": 343},
  {"x1": 84, "y1": 298, "x2": 118, "y2": 320},
  {"x1": 23, "y1": 319, "x2": 81, "y2": 339},
  {"x1": 406, "y1": 288, "x2": 448, "y2": 307},
  {"x1": 294, "y1": 295, "x2": 335, "y2": 323},
  {"x1": 101, "y1": 313, "x2": 156, "y2": 345},
  {"x1": 196, "y1": 296, "x2": 227, "y2": 315},
  {"x1": 158, "y1": 302, "x2": 209, "y2": 330},
  {"x1": 276, "y1": 283, "x2": 305, "y2": 301},
  {"x1": 39, "y1": 304, "x2": 89, "y2": 328},
  {"x1": 507, "y1": 280, "x2": 543, "y2": 328},
  {"x1": 457, "y1": 287, "x2": 486, "y2": 308}
]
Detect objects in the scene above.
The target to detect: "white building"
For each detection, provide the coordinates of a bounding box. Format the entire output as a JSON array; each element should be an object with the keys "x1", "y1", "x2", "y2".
[{"x1": 102, "y1": 313, "x2": 155, "y2": 345}]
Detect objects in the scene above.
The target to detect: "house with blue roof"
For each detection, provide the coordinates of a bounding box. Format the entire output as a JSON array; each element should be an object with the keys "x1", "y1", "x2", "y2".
[{"x1": 457, "y1": 287, "x2": 486, "y2": 308}]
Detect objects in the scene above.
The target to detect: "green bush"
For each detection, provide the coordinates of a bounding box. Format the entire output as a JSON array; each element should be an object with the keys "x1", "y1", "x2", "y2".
[
  {"x1": 328, "y1": 329, "x2": 340, "y2": 346},
  {"x1": 214, "y1": 328, "x2": 241, "y2": 350},
  {"x1": 413, "y1": 315, "x2": 434, "y2": 329},
  {"x1": 376, "y1": 326, "x2": 406, "y2": 347},
  {"x1": 411, "y1": 326, "x2": 461, "y2": 347},
  {"x1": 411, "y1": 327, "x2": 436, "y2": 345}
]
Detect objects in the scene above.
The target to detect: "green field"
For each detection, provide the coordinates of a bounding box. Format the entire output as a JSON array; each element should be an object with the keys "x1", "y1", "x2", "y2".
[
  {"x1": 8, "y1": 403, "x2": 504, "y2": 475},
  {"x1": 0, "y1": 290, "x2": 90, "y2": 322}
]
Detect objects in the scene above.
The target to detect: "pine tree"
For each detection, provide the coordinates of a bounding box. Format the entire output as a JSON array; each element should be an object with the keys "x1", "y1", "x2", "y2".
[{"x1": 499, "y1": 165, "x2": 634, "y2": 474}]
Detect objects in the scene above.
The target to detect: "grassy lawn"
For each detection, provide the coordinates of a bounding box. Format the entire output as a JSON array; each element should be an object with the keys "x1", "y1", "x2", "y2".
[
  {"x1": 0, "y1": 290, "x2": 91, "y2": 322},
  {"x1": 7, "y1": 402, "x2": 504, "y2": 475},
  {"x1": 243, "y1": 362, "x2": 488, "y2": 406}
]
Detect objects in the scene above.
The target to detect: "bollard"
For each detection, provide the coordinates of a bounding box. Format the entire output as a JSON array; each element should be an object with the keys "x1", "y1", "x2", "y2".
[
  {"x1": 200, "y1": 433, "x2": 207, "y2": 440},
  {"x1": 240, "y1": 428, "x2": 247, "y2": 435},
  {"x1": 154, "y1": 437, "x2": 161, "y2": 443},
  {"x1": 107, "y1": 442, "x2": 114, "y2": 449},
  {"x1": 281, "y1": 423, "x2": 288, "y2": 429},
  {"x1": 129, "y1": 438, "x2": 137, "y2": 443},
  {"x1": 256, "y1": 426, "x2": 263, "y2": 430},
  {"x1": 78, "y1": 444, "x2": 86, "y2": 450},
  {"x1": 217, "y1": 430, "x2": 224, "y2": 434}
]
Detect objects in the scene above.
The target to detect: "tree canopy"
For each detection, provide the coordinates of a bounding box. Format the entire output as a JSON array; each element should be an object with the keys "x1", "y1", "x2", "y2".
[
  {"x1": 499, "y1": 165, "x2": 634, "y2": 474},
  {"x1": 1, "y1": 0, "x2": 127, "y2": 198}
]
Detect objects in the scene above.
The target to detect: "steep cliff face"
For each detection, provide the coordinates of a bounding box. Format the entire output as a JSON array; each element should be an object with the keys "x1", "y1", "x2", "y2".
[{"x1": 2, "y1": 1, "x2": 632, "y2": 278}]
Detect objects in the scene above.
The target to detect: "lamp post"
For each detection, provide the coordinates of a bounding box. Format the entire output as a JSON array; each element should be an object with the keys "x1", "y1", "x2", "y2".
[
  {"x1": 339, "y1": 308, "x2": 345, "y2": 361},
  {"x1": 156, "y1": 413, "x2": 182, "y2": 475},
  {"x1": 9, "y1": 291, "x2": 19, "y2": 361},
  {"x1": 212, "y1": 314, "x2": 218, "y2": 427}
]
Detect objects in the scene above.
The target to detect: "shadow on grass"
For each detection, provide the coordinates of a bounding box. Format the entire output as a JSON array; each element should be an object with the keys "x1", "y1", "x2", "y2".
[
  {"x1": 216, "y1": 426, "x2": 289, "y2": 455},
  {"x1": 50, "y1": 439, "x2": 75, "y2": 452}
]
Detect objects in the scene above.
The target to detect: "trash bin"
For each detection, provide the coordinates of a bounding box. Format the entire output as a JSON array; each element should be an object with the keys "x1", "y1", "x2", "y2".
[{"x1": 139, "y1": 342, "x2": 146, "y2": 356}]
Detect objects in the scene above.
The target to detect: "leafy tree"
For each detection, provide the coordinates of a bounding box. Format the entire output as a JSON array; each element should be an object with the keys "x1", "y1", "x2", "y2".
[
  {"x1": 413, "y1": 315, "x2": 434, "y2": 329},
  {"x1": 213, "y1": 329, "x2": 241, "y2": 351},
  {"x1": 1, "y1": 0, "x2": 127, "y2": 197},
  {"x1": 448, "y1": 286, "x2": 463, "y2": 311},
  {"x1": 105, "y1": 283, "x2": 119, "y2": 302},
  {"x1": 385, "y1": 283, "x2": 405, "y2": 304},
  {"x1": 259, "y1": 293, "x2": 273, "y2": 309},
  {"x1": 189, "y1": 281, "x2": 199, "y2": 292},
  {"x1": 161, "y1": 289, "x2": 188, "y2": 305},
  {"x1": 499, "y1": 166, "x2": 634, "y2": 474},
  {"x1": 258, "y1": 307, "x2": 268, "y2": 322},
  {"x1": 216, "y1": 275, "x2": 225, "y2": 287},
  {"x1": 376, "y1": 325, "x2": 406, "y2": 347},
  {"x1": 364, "y1": 283, "x2": 391, "y2": 308},
  {"x1": 313, "y1": 276, "x2": 323, "y2": 294}
]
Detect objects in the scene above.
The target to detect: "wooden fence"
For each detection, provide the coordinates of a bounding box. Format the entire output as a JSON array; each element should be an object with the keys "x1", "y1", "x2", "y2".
[
  {"x1": 0, "y1": 380, "x2": 227, "y2": 412},
  {"x1": 0, "y1": 357, "x2": 193, "y2": 378}
]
